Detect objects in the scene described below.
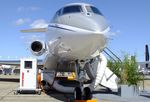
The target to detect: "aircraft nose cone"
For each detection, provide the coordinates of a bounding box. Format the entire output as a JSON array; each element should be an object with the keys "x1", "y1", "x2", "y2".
[
  {"x1": 86, "y1": 15, "x2": 109, "y2": 32},
  {"x1": 93, "y1": 17, "x2": 109, "y2": 32}
]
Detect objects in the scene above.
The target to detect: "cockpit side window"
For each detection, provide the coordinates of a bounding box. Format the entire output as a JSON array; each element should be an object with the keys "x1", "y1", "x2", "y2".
[
  {"x1": 53, "y1": 9, "x2": 61, "y2": 19},
  {"x1": 62, "y1": 5, "x2": 82, "y2": 15},
  {"x1": 86, "y1": 6, "x2": 103, "y2": 15}
]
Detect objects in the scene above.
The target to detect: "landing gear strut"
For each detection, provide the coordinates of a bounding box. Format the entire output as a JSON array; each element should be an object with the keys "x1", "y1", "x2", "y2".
[{"x1": 74, "y1": 60, "x2": 93, "y2": 100}]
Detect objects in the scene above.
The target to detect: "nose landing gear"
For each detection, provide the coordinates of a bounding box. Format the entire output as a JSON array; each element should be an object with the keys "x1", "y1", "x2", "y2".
[{"x1": 74, "y1": 60, "x2": 93, "y2": 101}]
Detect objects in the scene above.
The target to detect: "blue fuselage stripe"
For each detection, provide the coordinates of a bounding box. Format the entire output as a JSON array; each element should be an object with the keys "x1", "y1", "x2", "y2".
[{"x1": 48, "y1": 25, "x2": 75, "y2": 32}]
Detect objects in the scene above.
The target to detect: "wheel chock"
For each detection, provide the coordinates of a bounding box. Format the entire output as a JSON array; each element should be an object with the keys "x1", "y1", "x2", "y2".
[{"x1": 74, "y1": 100, "x2": 97, "y2": 102}]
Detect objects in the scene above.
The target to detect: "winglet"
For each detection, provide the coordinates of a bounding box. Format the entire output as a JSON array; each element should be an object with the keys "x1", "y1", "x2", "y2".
[{"x1": 21, "y1": 28, "x2": 47, "y2": 33}]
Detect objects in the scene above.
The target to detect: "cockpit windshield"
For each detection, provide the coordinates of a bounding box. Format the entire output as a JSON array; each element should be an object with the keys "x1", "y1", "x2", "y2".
[
  {"x1": 86, "y1": 6, "x2": 103, "y2": 15},
  {"x1": 62, "y1": 5, "x2": 82, "y2": 15}
]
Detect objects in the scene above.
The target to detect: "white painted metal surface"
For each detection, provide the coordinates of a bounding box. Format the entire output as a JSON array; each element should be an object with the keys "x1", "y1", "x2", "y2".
[
  {"x1": 19, "y1": 58, "x2": 37, "y2": 90},
  {"x1": 89, "y1": 53, "x2": 118, "y2": 90}
]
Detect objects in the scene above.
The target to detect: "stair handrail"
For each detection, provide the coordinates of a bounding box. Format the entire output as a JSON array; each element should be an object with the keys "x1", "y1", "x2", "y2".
[{"x1": 103, "y1": 47, "x2": 122, "y2": 81}]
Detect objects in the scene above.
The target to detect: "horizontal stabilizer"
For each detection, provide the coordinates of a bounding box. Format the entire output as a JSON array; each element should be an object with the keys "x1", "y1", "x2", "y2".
[{"x1": 21, "y1": 28, "x2": 47, "y2": 33}]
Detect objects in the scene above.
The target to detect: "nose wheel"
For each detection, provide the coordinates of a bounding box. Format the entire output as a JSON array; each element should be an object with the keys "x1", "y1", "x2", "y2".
[
  {"x1": 74, "y1": 87, "x2": 82, "y2": 100},
  {"x1": 74, "y1": 87, "x2": 92, "y2": 100},
  {"x1": 83, "y1": 87, "x2": 92, "y2": 100}
]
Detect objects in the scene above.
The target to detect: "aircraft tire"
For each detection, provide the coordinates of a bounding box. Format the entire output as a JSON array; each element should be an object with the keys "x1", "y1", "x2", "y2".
[
  {"x1": 83, "y1": 87, "x2": 92, "y2": 100},
  {"x1": 74, "y1": 87, "x2": 82, "y2": 100}
]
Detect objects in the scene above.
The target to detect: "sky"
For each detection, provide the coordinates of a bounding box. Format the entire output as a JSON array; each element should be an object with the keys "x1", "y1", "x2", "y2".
[{"x1": 0, "y1": 0, "x2": 150, "y2": 61}]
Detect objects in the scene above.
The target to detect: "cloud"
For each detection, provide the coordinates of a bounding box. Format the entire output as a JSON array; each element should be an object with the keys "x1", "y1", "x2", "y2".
[
  {"x1": 30, "y1": 19, "x2": 48, "y2": 28},
  {"x1": 15, "y1": 18, "x2": 48, "y2": 28},
  {"x1": 104, "y1": 27, "x2": 121, "y2": 39},
  {"x1": 15, "y1": 18, "x2": 31, "y2": 26},
  {"x1": 18, "y1": 6, "x2": 40, "y2": 12},
  {"x1": 29, "y1": 7, "x2": 40, "y2": 11},
  {"x1": 109, "y1": 30, "x2": 121, "y2": 36}
]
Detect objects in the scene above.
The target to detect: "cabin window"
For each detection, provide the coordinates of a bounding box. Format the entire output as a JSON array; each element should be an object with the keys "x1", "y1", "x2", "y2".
[
  {"x1": 62, "y1": 5, "x2": 82, "y2": 14},
  {"x1": 86, "y1": 6, "x2": 103, "y2": 15}
]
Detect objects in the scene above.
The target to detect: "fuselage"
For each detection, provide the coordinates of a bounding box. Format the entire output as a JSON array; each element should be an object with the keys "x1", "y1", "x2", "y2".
[{"x1": 46, "y1": 3, "x2": 109, "y2": 61}]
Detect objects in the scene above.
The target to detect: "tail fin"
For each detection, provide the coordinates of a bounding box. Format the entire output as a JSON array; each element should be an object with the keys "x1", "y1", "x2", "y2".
[{"x1": 145, "y1": 44, "x2": 149, "y2": 68}]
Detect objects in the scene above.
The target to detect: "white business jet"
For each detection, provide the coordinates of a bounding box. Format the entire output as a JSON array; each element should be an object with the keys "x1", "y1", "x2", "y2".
[{"x1": 1, "y1": 3, "x2": 118, "y2": 100}]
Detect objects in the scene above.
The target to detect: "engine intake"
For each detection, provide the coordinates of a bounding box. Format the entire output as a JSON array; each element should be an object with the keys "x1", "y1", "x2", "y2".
[{"x1": 30, "y1": 41, "x2": 46, "y2": 56}]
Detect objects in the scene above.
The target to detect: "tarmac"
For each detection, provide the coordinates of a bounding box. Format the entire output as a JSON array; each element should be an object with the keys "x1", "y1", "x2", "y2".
[{"x1": 0, "y1": 75, "x2": 150, "y2": 102}]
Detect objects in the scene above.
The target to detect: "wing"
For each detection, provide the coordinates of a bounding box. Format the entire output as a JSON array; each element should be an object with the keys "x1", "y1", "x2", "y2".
[{"x1": 21, "y1": 28, "x2": 47, "y2": 33}]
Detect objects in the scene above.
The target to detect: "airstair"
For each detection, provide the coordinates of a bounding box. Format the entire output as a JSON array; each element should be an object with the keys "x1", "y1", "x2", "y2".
[{"x1": 89, "y1": 47, "x2": 122, "y2": 91}]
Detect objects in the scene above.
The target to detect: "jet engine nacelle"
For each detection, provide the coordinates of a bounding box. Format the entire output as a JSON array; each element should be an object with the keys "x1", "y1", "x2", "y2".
[{"x1": 30, "y1": 40, "x2": 46, "y2": 56}]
